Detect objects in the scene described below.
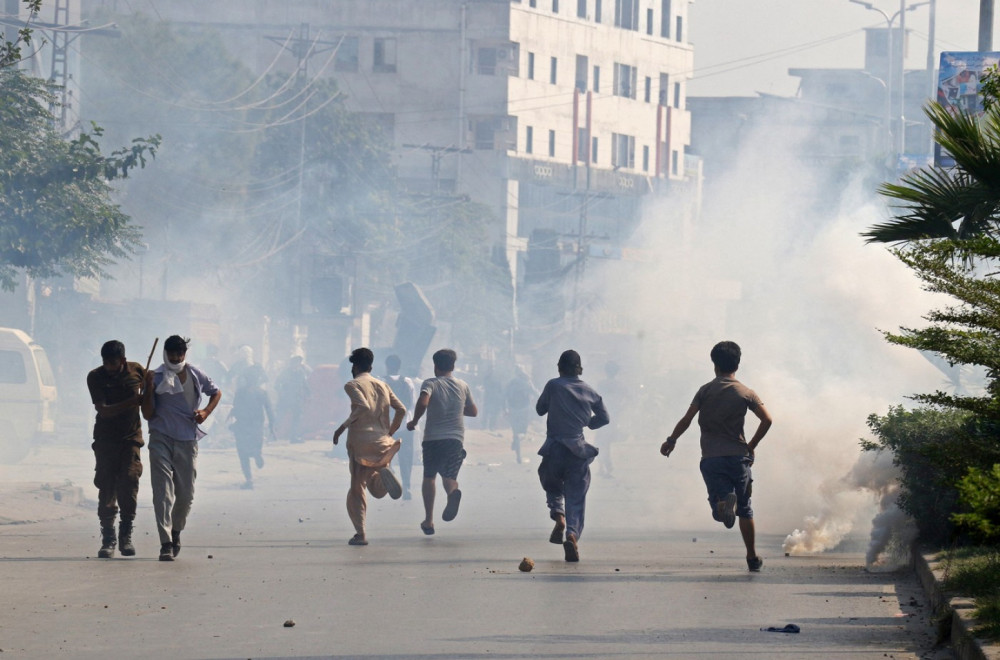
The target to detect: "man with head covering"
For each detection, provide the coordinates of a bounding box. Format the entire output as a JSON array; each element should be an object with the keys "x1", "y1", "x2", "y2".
[
  {"x1": 141, "y1": 335, "x2": 222, "y2": 561},
  {"x1": 86, "y1": 340, "x2": 147, "y2": 558},
  {"x1": 333, "y1": 347, "x2": 406, "y2": 546},
  {"x1": 535, "y1": 350, "x2": 609, "y2": 562}
]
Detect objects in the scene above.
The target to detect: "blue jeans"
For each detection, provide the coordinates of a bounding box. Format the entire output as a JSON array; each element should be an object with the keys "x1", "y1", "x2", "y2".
[
  {"x1": 538, "y1": 442, "x2": 591, "y2": 540},
  {"x1": 699, "y1": 455, "x2": 754, "y2": 520}
]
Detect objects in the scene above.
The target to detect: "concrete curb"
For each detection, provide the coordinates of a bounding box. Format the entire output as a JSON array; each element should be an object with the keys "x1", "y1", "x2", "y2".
[{"x1": 914, "y1": 548, "x2": 1000, "y2": 660}]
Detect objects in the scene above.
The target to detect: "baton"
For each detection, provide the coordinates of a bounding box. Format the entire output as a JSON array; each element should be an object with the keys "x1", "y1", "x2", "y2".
[
  {"x1": 140, "y1": 337, "x2": 159, "y2": 397},
  {"x1": 144, "y1": 337, "x2": 159, "y2": 372}
]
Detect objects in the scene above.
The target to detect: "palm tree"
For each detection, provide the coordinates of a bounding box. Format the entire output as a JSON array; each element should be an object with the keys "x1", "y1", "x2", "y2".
[{"x1": 863, "y1": 103, "x2": 1000, "y2": 244}]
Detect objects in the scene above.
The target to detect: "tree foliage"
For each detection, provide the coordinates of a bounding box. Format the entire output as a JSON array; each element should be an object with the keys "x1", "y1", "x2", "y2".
[
  {"x1": 865, "y1": 68, "x2": 1000, "y2": 547},
  {"x1": 861, "y1": 405, "x2": 1000, "y2": 545},
  {"x1": 0, "y1": 0, "x2": 41, "y2": 69},
  {"x1": 864, "y1": 103, "x2": 1000, "y2": 244},
  {"x1": 0, "y1": 65, "x2": 159, "y2": 291}
]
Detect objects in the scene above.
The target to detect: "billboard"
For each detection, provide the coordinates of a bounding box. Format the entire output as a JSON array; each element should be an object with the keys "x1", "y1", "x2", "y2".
[{"x1": 935, "y1": 51, "x2": 1000, "y2": 167}]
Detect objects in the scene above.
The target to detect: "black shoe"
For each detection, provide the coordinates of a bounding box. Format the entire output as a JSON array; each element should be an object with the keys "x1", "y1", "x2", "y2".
[
  {"x1": 747, "y1": 556, "x2": 763, "y2": 572},
  {"x1": 98, "y1": 523, "x2": 116, "y2": 559},
  {"x1": 159, "y1": 543, "x2": 174, "y2": 561},
  {"x1": 171, "y1": 530, "x2": 181, "y2": 557},
  {"x1": 118, "y1": 521, "x2": 135, "y2": 557}
]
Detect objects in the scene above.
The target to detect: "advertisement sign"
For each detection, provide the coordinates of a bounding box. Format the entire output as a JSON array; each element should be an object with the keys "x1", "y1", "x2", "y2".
[{"x1": 935, "y1": 51, "x2": 1000, "y2": 167}]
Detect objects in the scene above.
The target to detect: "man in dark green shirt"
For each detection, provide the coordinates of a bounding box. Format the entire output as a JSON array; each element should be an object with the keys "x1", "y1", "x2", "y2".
[{"x1": 86, "y1": 340, "x2": 146, "y2": 558}]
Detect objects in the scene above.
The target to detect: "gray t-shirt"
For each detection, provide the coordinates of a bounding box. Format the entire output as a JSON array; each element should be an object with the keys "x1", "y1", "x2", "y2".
[
  {"x1": 691, "y1": 376, "x2": 763, "y2": 458},
  {"x1": 419, "y1": 375, "x2": 474, "y2": 442}
]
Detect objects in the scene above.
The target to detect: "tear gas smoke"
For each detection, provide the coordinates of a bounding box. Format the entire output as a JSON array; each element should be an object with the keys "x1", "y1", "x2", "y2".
[
  {"x1": 783, "y1": 449, "x2": 917, "y2": 568},
  {"x1": 562, "y1": 102, "x2": 954, "y2": 536}
]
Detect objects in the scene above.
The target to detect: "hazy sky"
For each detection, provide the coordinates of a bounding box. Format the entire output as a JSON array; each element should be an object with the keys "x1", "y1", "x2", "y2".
[{"x1": 688, "y1": 0, "x2": 996, "y2": 97}]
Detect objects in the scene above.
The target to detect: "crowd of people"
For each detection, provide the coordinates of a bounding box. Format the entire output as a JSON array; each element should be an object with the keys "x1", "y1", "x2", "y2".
[{"x1": 86, "y1": 337, "x2": 772, "y2": 568}]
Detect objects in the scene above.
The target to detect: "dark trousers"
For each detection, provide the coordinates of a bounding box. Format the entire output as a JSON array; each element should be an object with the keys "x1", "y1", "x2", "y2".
[
  {"x1": 92, "y1": 439, "x2": 143, "y2": 524},
  {"x1": 537, "y1": 442, "x2": 591, "y2": 540}
]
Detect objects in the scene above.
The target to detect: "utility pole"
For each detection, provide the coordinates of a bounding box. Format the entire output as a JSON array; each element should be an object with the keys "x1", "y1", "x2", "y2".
[
  {"x1": 980, "y1": 0, "x2": 994, "y2": 51},
  {"x1": 264, "y1": 25, "x2": 342, "y2": 318}
]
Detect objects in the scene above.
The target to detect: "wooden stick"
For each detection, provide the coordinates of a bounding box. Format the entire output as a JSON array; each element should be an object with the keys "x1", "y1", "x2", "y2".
[{"x1": 144, "y1": 337, "x2": 159, "y2": 373}]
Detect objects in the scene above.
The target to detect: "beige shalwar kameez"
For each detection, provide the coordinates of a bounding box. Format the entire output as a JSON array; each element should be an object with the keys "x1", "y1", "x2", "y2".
[{"x1": 341, "y1": 372, "x2": 406, "y2": 536}]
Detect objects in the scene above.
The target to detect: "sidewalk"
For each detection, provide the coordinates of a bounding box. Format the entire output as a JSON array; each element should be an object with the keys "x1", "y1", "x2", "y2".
[{"x1": 916, "y1": 549, "x2": 1000, "y2": 660}]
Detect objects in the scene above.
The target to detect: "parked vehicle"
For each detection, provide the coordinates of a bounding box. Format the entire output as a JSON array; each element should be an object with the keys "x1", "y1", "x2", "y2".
[{"x1": 0, "y1": 328, "x2": 57, "y2": 463}]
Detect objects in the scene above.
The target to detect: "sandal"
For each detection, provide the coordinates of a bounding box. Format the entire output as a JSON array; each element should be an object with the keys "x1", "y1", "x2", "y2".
[
  {"x1": 442, "y1": 489, "x2": 462, "y2": 522},
  {"x1": 420, "y1": 521, "x2": 435, "y2": 536},
  {"x1": 348, "y1": 534, "x2": 368, "y2": 546}
]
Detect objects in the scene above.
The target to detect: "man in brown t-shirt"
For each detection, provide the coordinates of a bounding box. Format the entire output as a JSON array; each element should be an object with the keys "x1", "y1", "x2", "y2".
[
  {"x1": 86, "y1": 340, "x2": 147, "y2": 558},
  {"x1": 661, "y1": 341, "x2": 772, "y2": 572}
]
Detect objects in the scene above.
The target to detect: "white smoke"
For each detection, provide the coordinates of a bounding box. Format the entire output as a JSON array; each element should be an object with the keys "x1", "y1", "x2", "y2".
[{"x1": 783, "y1": 449, "x2": 917, "y2": 568}]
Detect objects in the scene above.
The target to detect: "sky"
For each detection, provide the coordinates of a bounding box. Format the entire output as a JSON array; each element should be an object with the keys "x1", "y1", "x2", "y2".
[{"x1": 688, "y1": 0, "x2": 996, "y2": 97}]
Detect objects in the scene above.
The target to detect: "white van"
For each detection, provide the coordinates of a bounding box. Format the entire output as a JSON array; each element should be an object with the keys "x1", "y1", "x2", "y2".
[{"x1": 0, "y1": 328, "x2": 58, "y2": 463}]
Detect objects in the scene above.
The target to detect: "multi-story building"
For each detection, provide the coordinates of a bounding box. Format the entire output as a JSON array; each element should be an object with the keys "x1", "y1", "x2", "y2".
[{"x1": 112, "y1": 0, "x2": 696, "y2": 334}]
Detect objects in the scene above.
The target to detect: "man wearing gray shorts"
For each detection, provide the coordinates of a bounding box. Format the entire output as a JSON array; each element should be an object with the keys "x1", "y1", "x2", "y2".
[
  {"x1": 661, "y1": 341, "x2": 772, "y2": 572},
  {"x1": 407, "y1": 349, "x2": 477, "y2": 535}
]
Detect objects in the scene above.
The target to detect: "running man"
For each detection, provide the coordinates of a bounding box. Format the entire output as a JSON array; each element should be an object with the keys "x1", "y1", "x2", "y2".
[
  {"x1": 661, "y1": 341, "x2": 773, "y2": 572},
  {"x1": 535, "y1": 350, "x2": 609, "y2": 562},
  {"x1": 407, "y1": 349, "x2": 477, "y2": 535}
]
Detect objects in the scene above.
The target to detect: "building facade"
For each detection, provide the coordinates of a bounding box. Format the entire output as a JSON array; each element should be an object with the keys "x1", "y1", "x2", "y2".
[{"x1": 108, "y1": 0, "x2": 696, "y2": 326}]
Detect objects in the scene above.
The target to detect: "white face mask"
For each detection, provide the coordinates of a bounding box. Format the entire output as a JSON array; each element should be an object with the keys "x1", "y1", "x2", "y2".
[{"x1": 163, "y1": 349, "x2": 186, "y2": 373}]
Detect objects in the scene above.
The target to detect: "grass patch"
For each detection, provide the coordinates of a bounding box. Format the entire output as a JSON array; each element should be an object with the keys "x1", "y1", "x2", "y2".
[{"x1": 942, "y1": 546, "x2": 1000, "y2": 639}]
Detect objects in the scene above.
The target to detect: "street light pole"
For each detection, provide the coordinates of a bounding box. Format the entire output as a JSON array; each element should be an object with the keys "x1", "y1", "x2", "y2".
[{"x1": 848, "y1": 0, "x2": 929, "y2": 166}]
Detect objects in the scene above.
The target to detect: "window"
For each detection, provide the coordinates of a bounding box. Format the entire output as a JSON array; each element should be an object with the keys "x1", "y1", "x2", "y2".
[
  {"x1": 612, "y1": 132, "x2": 635, "y2": 169},
  {"x1": 577, "y1": 127, "x2": 588, "y2": 161},
  {"x1": 676, "y1": 15, "x2": 683, "y2": 41},
  {"x1": 671, "y1": 149, "x2": 679, "y2": 175},
  {"x1": 475, "y1": 121, "x2": 496, "y2": 150},
  {"x1": 642, "y1": 145, "x2": 649, "y2": 171},
  {"x1": 477, "y1": 48, "x2": 498, "y2": 75},
  {"x1": 593, "y1": 65, "x2": 601, "y2": 92},
  {"x1": 477, "y1": 44, "x2": 519, "y2": 76},
  {"x1": 552, "y1": 0, "x2": 559, "y2": 12},
  {"x1": 613, "y1": 62, "x2": 637, "y2": 99},
  {"x1": 660, "y1": 0, "x2": 670, "y2": 38},
  {"x1": 528, "y1": 52, "x2": 535, "y2": 79},
  {"x1": 472, "y1": 116, "x2": 517, "y2": 150},
  {"x1": 548, "y1": 129, "x2": 556, "y2": 157},
  {"x1": 595, "y1": 0, "x2": 602, "y2": 22},
  {"x1": 644, "y1": 76, "x2": 651, "y2": 103},
  {"x1": 659, "y1": 72, "x2": 669, "y2": 105},
  {"x1": 526, "y1": 126, "x2": 534, "y2": 154},
  {"x1": 529, "y1": 0, "x2": 537, "y2": 6},
  {"x1": 550, "y1": 56, "x2": 558, "y2": 84},
  {"x1": 646, "y1": 8, "x2": 653, "y2": 35},
  {"x1": 0, "y1": 350, "x2": 26, "y2": 384},
  {"x1": 614, "y1": 0, "x2": 639, "y2": 30},
  {"x1": 373, "y1": 38, "x2": 397, "y2": 73},
  {"x1": 334, "y1": 37, "x2": 359, "y2": 72},
  {"x1": 575, "y1": 55, "x2": 588, "y2": 92},
  {"x1": 592, "y1": 136, "x2": 599, "y2": 163},
  {"x1": 673, "y1": 81, "x2": 681, "y2": 109},
  {"x1": 577, "y1": 0, "x2": 587, "y2": 18}
]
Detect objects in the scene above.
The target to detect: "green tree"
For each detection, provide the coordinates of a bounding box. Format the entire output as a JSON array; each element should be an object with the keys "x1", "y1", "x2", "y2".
[
  {"x1": 0, "y1": 12, "x2": 159, "y2": 292},
  {"x1": 863, "y1": 103, "x2": 1000, "y2": 244},
  {"x1": 0, "y1": 0, "x2": 41, "y2": 69}
]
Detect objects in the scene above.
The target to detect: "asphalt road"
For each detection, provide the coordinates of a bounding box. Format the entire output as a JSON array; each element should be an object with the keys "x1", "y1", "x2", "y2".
[{"x1": 0, "y1": 432, "x2": 953, "y2": 660}]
